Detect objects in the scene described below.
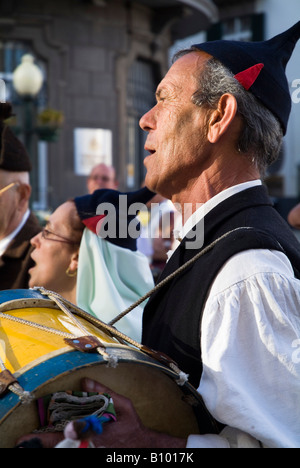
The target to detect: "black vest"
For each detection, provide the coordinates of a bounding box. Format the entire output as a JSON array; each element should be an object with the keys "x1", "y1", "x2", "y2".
[{"x1": 142, "y1": 186, "x2": 300, "y2": 390}]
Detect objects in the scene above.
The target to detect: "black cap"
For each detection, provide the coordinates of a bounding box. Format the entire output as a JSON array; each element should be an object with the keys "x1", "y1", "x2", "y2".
[
  {"x1": 74, "y1": 187, "x2": 155, "y2": 251},
  {"x1": 0, "y1": 103, "x2": 32, "y2": 172},
  {"x1": 192, "y1": 21, "x2": 300, "y2": 134}
]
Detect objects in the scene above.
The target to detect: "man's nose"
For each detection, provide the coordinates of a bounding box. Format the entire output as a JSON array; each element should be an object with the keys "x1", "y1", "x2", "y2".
[{"x1": 139, "y1": 107, "x2": 156, "y2": 131}]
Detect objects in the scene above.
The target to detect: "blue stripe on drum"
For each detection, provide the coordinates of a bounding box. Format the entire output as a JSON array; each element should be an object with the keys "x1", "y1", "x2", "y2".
[
  {"x1": 0, "y1": 347, "x2": 178, "y2": 422},
  {"x1": 0, "y1": 289, "x2": 46, "y2": 303}
]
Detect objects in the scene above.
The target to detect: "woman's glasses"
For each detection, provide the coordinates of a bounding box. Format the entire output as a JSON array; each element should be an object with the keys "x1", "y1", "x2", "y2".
[{"x1": 41, "y1": 227, "x2": 80, "y2": 246}]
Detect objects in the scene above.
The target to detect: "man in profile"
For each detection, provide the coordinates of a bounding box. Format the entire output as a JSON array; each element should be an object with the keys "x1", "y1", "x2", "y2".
[{"x1": 0, "y1": 103, "x2": 41, "y2": 290}]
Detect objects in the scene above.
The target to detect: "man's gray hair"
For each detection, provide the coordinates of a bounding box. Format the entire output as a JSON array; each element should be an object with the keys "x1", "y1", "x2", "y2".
[{"x1": 173, "y1": 49, "x2": 283, "y2": 175}]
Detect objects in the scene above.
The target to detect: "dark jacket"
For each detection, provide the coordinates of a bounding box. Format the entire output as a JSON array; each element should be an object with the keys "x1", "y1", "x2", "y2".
[
  {"x1": 0, "y1": 212, "x2": 41, "y2": 290},
  {"x1": 142, "y1": 185, "x2": 300, "y2": 389}
]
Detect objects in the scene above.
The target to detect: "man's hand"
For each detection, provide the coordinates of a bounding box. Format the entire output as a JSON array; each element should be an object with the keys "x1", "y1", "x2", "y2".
[{"x1": 16, "y1": 378, "x2": 186, "y2": 448}]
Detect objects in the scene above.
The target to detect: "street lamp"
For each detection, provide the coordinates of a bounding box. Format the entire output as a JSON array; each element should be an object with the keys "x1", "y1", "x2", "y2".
[
  {"x1": 12, "y1": 54, "x2": 44, "y2": 204},
  {"x1": 12, "y1": 54, "x2": 43, "y2": 97}
]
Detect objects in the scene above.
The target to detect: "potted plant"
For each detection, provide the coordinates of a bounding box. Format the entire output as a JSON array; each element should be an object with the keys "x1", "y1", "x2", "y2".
[{"x1": 36, "y1": 108, "x2": 64, "y2": 142}]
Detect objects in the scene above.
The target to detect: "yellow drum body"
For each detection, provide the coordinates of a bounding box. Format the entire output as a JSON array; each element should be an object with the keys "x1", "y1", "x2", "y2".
[
  {"x1": 0, "y1": 305, "x2": 117, "y2": 373},
  {"x1": 0, "y1": 289, "x2": 216, "y2": 448}
]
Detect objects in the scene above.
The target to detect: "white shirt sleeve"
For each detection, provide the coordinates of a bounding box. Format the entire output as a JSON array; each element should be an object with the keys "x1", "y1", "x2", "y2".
[{"x1": 187, "y1": 249, "x2": 300, "y2": 448}]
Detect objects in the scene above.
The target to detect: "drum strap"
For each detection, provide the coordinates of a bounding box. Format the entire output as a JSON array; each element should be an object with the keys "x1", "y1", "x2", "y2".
[
  {"x1": 108, "y1": 227, "x2": 256, "y2": 326},
  {"x1": 47, "y1": 293, "x2": 91, "y2": 337},
  {"x1": 34, "y1": 229, "x2": 247, "y2": 353},
  {"x1": 33, "y1": 287, "x2": 189, "y2": 385}
]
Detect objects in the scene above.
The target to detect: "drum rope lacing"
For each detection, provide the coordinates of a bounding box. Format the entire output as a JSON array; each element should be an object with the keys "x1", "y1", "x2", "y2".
[
  {"x1": 0, "y1": 311, "x2": 74, "y2": 339},
  {"x1": 0, "y1": 310, "x2": 77, "y2": 404},
  {"x1": 36, "y1": 287, "x2": 142, "y2": 348},
  {"x1": 45, "y1": 291, "x2": 119, "y2": 367},
  {"x1": 35, "y1": 288, "x2": 188, "y2": 383},
  {"x1": 0, "y1": 291, "x2": 124, "y2": 402},
  {"x1": 0, "y1": 295, "x2": 118, "y2": 368}
]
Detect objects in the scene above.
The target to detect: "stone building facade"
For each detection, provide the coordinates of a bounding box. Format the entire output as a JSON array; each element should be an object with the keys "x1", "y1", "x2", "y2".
[{"x1": 0, "y1": 0, "x2": 217, "y2": 210}]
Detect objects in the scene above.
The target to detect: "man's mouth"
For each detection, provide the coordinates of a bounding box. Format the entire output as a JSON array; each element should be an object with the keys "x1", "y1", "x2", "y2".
[{"x1": 145, "y1": 147, "x2": 156, "y2": 156}]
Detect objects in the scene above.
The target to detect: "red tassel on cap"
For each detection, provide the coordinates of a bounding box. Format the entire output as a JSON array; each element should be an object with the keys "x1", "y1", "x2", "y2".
[
  {"x1": 234, "y1": 63, "x2": 264, "y2": 90},
  {"x1": 83, "y1": 214, "x2": 105, "y2": 234}
]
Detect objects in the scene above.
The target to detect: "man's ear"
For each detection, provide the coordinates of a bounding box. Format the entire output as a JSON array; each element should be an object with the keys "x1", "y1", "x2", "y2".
[
  {"x1": 17, "y1": 183, "x2": 31, "y2": 210},
  {"x1": 207, "y1": 94, "x2": 238, "y2": 144}
]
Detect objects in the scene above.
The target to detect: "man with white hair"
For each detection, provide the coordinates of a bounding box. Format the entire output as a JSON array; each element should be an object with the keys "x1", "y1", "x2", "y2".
[{"x1": 0, "y1": 103, "x2": 41, "y2": 289}]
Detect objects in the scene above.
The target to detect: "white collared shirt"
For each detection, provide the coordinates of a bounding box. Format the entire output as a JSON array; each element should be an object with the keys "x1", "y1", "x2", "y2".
[
  {"x1": 172, "y1": 180, "x2": 262, "y2": 244},
  {"x1": 175, "y1": 182, "x2": 300, "y2": 448},
  {"x1": 0, "y1": 209, "x2": 30, "y2": 257}
]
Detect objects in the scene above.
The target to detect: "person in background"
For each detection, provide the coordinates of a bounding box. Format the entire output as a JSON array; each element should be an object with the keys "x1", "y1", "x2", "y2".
[
  {"x1": 137, "y1": 187, "x2": 180, "y2": 281},
  {"x1": 29, "y1": 187, "x2": 154, "y2": 342},
  {"x1": 0, "y1": 102, "x2": 41, "y2": 290},
  {"x1": 29, "y1": 200, "x2": 83, "y2": 304},
  {"x1": 288, "y1": 202, "x2": 300, "y2": 229},
  {"x1": 87, "y1": 163, "x2": 118, "y2": 194}
]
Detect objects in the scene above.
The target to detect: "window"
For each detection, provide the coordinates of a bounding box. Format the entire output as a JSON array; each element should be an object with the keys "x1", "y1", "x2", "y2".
[
  {"x1": 222, "y1": 16, "x2": 253, "y2": 41},
  {"x1": 207, "y1": 13, "x2": 265, "y2": 43},
  {"x1": 126, "y1": 58, "x2": 159, "y2": 188},
  {"x1": 0, "y1": 41, "x2": 48, "y2": 209}
]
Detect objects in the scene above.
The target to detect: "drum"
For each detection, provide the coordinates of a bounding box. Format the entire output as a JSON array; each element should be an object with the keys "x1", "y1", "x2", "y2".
[{"x1": 0, "y1": 289, "x2": 216, "y2": 448}]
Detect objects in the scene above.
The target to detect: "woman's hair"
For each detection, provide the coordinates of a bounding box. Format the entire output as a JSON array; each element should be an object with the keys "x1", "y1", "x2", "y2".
[
  {"x1": 173, "y1": 49, "x2": 283, "y2": 175},
  {"x1": 67, "y1": 200, "x2": 85, "y2": 247}
]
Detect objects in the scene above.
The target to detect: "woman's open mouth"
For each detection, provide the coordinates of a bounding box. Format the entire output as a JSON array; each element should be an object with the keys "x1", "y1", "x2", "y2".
[{"x1": 29, "y1": 254, "x2": 37, "y2": 275}]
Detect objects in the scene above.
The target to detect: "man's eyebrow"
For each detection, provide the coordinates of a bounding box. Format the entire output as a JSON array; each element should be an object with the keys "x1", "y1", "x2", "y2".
[{"x1": 155, "y1": 83, "x2": 180, "y2": 101}]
